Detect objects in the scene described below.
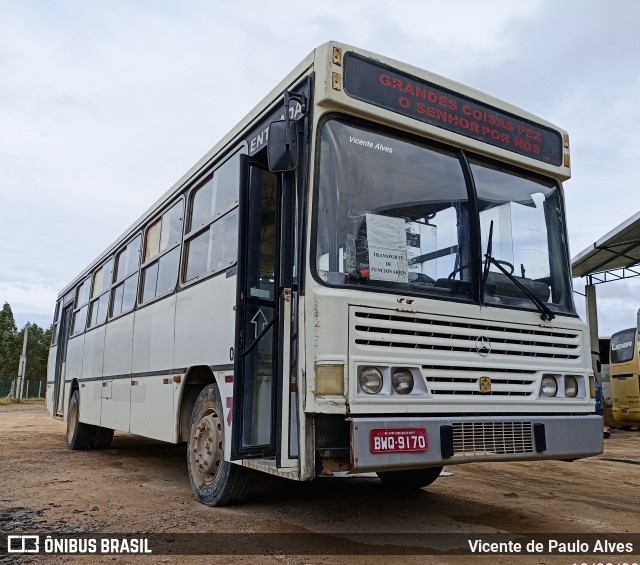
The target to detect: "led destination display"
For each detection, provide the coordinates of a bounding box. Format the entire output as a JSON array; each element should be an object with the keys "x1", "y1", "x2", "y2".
[{"x1": 343, "y1": 53, "x2": 563, "y2": 166}]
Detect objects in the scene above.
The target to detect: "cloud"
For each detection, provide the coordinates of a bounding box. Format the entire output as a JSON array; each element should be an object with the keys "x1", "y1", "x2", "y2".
[
  {"x1": 1, "y1": 0, "x2": 639, "y2": 335},
  {"x1": 455, "y1": 0, "x2": 640, "y2": 253}
]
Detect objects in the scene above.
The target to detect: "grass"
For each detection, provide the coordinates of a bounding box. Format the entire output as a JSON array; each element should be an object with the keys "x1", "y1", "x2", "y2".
[{"x1": 0, "y1": 397, "x2": 45, "y2": 406}]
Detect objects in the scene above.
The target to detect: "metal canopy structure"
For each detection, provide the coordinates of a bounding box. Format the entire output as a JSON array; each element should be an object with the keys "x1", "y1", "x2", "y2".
[
  {"x1": 572, "y1": 210, "x2": 640, "y2": 284},
  {"x1": 571, "y1": 210, "x2": 640, "y2": 405}
]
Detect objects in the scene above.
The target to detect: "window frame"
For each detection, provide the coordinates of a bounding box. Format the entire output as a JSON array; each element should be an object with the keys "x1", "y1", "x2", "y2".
[
  {"x1": 109, "y1": 232, "x2": 143, "y2": 320},
  {"x1": 71, "y1": 277, "x2": 92, "y2": 337},
  {"x1": 50, "y1": 300, "x2": 61, "y2": 346},
  {"x1": 139, "y1": 197, "x2": 185, "y2": 306},
  {"x1": 87, "y1": 257, "x2": 114, "y2": 331},
  {"x1": 180, "y1": 149, "x2": 244, "y2": 287}
]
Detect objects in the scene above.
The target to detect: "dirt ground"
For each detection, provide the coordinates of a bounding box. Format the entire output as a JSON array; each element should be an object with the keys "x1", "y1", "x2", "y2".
[{"x1": 1, "y1": 403, "x2": 639, "y2": 565}]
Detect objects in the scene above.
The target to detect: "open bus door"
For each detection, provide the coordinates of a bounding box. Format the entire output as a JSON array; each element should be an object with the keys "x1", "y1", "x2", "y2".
[{"x1": 231, "y1": 153, "x2": 299, "y2": 468}]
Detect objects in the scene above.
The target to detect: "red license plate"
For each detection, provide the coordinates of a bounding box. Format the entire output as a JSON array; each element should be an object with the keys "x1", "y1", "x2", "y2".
[{"x1": 370, "y1": 428, "x2": 428, "y2": 453}]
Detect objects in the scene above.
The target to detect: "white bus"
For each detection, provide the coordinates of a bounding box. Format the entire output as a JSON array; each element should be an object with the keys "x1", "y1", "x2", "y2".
[{"x1": 47, "y1": 42, "x2": 603, "y2": 506}]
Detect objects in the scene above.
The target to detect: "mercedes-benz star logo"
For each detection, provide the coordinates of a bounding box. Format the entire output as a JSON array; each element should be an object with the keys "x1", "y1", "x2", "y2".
[{"x1": 475, "y1": 336, "x2": 492, "y2": 357}]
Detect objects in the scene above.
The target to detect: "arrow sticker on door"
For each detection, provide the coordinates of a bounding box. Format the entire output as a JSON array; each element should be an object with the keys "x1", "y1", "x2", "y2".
[{"x1": 250, "y1": 309, "x2": 268, "y2": 338}]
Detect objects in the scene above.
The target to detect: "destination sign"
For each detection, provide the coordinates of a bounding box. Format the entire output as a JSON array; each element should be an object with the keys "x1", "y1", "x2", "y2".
[{"x1": 343, "y1": 53, "x2": 563, "y2": 166}]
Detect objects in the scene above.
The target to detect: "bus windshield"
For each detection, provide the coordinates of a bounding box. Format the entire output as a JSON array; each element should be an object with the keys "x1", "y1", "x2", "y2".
[
  {"x1": 315, "y1": 119, "x2": 576, "y2": 315},
  {"x1": 611, "y1": 328, "x2": 636, "y2": 364}
]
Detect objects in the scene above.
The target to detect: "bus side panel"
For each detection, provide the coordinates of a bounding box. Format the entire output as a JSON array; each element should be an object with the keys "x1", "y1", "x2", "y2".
[
  {"x1": 102, "y1": 313, "x2": 135, "y2": 432},
  {"x1": 174, "y1": 275, "x2": 237, "y2": 369},
  {"x1": 103, "y1": 313, "x2": 135, "y2": 376},
  {"x1": 130, "y1": 374, "x2": 174, "y2": 440},
  {"x1": 46, "y1": 346, "x2": 57, "y2": 416},
  {"x1": 130, "y1": 296, "x2": 176, "y2": 441},
  {"x1": 81, "y1": 326, "x2": 106, "y2": 427},
  {"x1": 66, "y1": 335, "x2": 85, "y2": 421}
]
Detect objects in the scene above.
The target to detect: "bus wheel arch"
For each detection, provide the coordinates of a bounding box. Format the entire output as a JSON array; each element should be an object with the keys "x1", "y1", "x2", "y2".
[
  {"x1": 178, "y1": 366, "x2": 217, "y2": 443},
  {"x1": 187, "y1": 383, "x2": 254, "y2": 506},
  {"x1": 66, "y1": 379, "x2": 80, "y2": 421}
]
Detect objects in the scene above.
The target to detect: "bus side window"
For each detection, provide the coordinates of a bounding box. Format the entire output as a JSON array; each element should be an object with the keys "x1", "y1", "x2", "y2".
[
  {"x1": 110, "y1": 235, "x2": 142, "y2": 318},
  {"x1": 71, "y1": 277, "x2": 91, "y2": 335},
  {"x1": 51, "y1": 300, "x2": 61, "y2": 345},
  {"x1": 183, "y1": 151, "x2": 242, "y2": 283},
  {"x1": 88, "y1": 258, "x2": 114, "y2": 328},
  {"x1": 140, "y1": 201, "x2": 184, "y2": 303}
]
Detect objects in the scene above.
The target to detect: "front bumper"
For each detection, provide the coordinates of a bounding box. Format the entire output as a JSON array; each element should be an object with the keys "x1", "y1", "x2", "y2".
[{"x1": 350, "y1": 414, "x2": 603, "y2": 472}]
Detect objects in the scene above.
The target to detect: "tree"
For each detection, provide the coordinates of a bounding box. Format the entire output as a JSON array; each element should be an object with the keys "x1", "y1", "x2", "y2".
[
  {"x1": 0, "y1": 302, "x2": 19, "y2": 378},
  {"x1": 18, "y1": 323, "x2": 52, "y2": 380},
  {"x1": 0, "y1": 303, "x2": 52, "y2": 385}
]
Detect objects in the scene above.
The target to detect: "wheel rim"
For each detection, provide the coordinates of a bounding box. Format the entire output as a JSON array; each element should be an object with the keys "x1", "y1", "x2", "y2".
[
  {"x1": 190, "y1": 408, "x2": 223, "y2": 488},
  {"x1": 67, "y1": 398, "x2": 77, "y2": 444}
]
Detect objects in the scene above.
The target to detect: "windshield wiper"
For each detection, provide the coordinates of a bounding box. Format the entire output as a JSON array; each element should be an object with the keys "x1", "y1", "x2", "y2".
[
  {"x1": 480, "y1": 220, "x2": 495, "y2": 305},
  {"x1": 481, "y1": 220, "x2": 555, "y2": 321}
]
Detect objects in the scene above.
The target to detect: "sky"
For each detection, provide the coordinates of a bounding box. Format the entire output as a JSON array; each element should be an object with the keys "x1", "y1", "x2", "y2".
[{"x1": 1, "y1": 0, "x2": 639, "y2": 336}]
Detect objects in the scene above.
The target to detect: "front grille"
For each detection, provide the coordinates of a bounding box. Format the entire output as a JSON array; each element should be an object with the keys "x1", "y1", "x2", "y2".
[
  {"x1": 350, "y1": 307, "x2": 583, "y2": 398},
  {"x1": 422, "y1": 365, "x2": 536, "y2": 396},
  {"x1": 353, "y1": 310, "x2": 580, "y2": 360},
  {"x1": 452, "y1": 421, "x2": 534, "y2": 456}
]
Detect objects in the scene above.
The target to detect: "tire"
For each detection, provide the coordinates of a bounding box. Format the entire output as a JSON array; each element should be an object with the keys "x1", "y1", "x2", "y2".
[
  {"x1": 187, "y1": 384, "x2": 254, "y2": 506},
  {"x1": 67, "y1": 390, "x2": 96, "y2": 450},
  {"x1": 377, "y1": 466, "x2": 443, "y2": 490},
  {"x1": 92, "y1": 427, "x2": 114, "y2": 450}
]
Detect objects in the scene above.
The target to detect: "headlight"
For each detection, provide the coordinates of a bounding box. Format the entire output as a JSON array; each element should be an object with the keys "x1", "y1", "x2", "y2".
[
  {"x1": 359, "y1": 367, "x2": 383, "y2": 394},
  {"x1": 391, "y1": 368, "x2": 414, "y2": 395},
  {"x1": 564, "y1": 375, "x2": 578, "y2": 398},
  {"x1": 541, "y1": 375, "x2": 558, "y2": 397}
]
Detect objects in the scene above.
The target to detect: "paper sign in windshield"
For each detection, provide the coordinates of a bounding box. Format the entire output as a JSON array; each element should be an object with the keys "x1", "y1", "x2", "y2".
[{"x1": 366, "y1": 213, "x2": 408, "y2": 283}]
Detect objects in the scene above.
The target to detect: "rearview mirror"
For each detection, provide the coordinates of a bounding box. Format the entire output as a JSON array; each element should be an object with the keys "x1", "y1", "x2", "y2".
[{"x1": 267, "y1": 120, "x2": 298, "y2": 172}]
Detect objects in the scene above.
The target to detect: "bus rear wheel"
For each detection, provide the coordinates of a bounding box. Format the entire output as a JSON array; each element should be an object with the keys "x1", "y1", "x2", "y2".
[
  {"x1": 377, "y1": 466, "x2": 443, "y2": 490},
  {"x1": 92, "y1": 427, "x2": 114, "y2": 449},
  {"x1": 67, "y1": 390, "x2": 95, "y2": 450},
  {"x1": 187, "y1": 384, "x2": 254, "y2": 506}
]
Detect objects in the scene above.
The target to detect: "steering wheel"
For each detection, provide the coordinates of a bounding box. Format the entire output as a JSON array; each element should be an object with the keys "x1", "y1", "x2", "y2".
[{"x1": 411, "y1": 273, "x2": 435, "y2": 284}]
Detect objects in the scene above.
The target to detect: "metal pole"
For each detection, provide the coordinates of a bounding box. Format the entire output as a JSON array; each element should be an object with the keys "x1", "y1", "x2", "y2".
[
  {"x1": 38, "y1": 381, "x2": 41, "y2": 398},
  {"x1": 16, "y1": 325, "x2": 28, "y2": 400},
  {"x1": 585, "y1": 278, "x2": 601, "y2": 384}
]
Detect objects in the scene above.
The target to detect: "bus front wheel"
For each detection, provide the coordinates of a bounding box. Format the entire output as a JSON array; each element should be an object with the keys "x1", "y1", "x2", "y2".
[
  {"x1": 187, "y1": 383, "x2": 254, "y2": 506},
  {"x1": 377, "y1": 466, "x2": 443, "y2": 490}
]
